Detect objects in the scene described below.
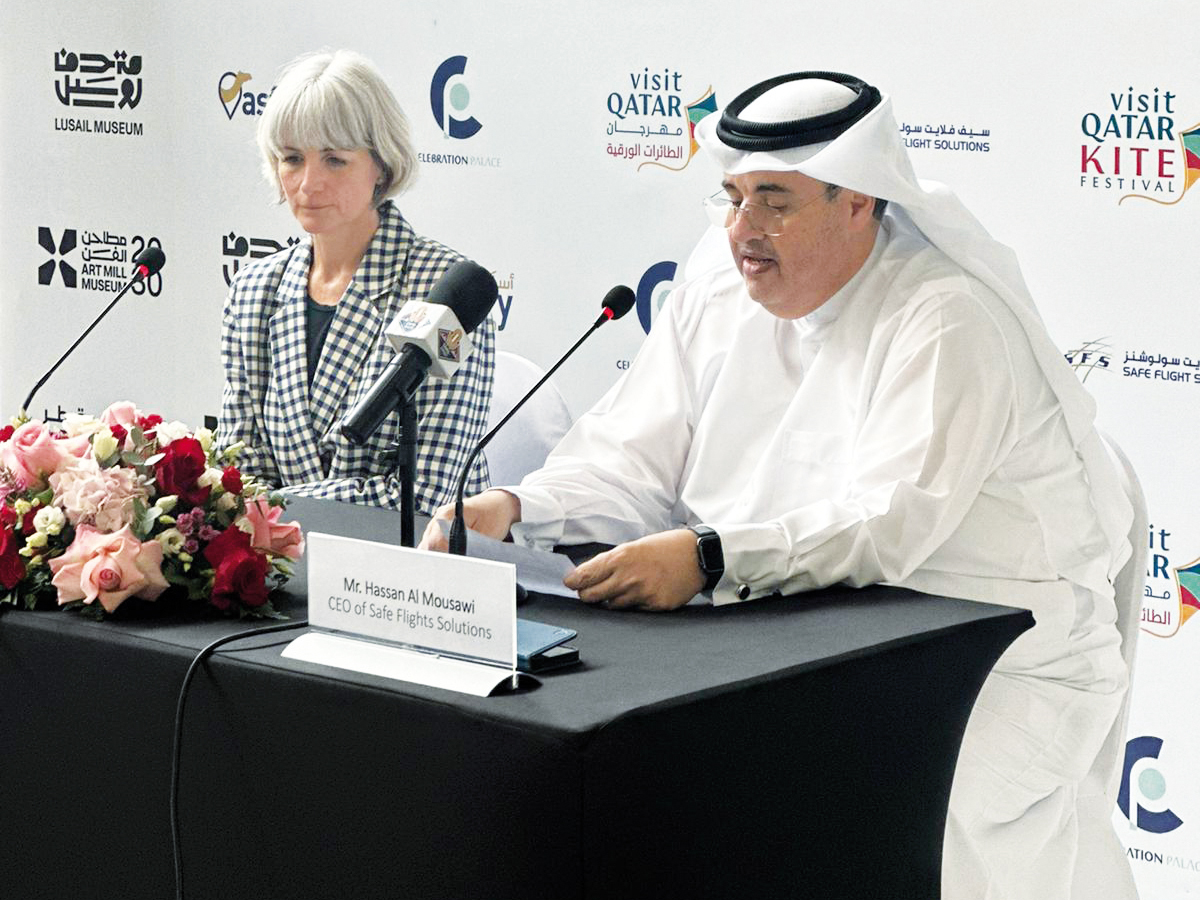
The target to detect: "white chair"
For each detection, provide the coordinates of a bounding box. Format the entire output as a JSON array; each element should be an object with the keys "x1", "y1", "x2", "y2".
[
  {"x1": 483, "y1": 350, "x2": 573, "y2": 487},
  {"x1": 1070, "y1": 433, "x2": 1147, "y2": 900}
]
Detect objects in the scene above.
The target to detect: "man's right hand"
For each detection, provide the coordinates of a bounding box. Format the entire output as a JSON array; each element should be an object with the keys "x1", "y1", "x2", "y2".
[{"x1": 418, "y1": 489, "x2": 522, "y2": 552}]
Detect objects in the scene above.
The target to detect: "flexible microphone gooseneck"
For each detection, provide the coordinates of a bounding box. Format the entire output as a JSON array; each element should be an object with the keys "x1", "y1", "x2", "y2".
[
  {"x1": 447, "y1": 285, "x2": 636, "y2": 556},
  {"x1": 21, "y1": 245, "x2": 166, "y2": 417}
]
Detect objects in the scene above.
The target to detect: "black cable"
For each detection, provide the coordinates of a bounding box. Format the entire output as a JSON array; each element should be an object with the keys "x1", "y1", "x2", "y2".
[{"x1": 170, "y1": 620, "x2": 308, "y2": 900}]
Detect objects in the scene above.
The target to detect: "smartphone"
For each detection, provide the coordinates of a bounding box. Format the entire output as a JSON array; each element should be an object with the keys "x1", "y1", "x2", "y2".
[{"x1": 517, "y1": 619, "x2": 580, "y2": 673}]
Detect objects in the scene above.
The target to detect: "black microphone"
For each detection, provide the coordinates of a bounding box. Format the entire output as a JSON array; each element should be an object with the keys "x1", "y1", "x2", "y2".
[
  {"x1": 340, "y1": 260, "x2": 498, "y2": 446},
  {"x1": 447, "y1": 284, "x2": 636, "y2": 556},
  {"x1": 21, "y1": 245, "x2": 166, "y2": 416}
]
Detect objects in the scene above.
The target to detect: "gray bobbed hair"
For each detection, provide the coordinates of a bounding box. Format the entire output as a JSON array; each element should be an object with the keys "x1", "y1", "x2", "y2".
[{"x1": 257, "y1": 49, "x2": 418, "y2": 204}]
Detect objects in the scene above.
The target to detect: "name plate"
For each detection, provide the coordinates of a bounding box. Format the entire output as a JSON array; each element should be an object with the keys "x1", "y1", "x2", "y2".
[{"x1": 303, "y1": 532, "x2": 517, "y2": 668}]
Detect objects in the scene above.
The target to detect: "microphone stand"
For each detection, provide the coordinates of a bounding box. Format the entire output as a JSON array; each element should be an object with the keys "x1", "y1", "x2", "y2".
[
  {"x1": 21, "y1": 264, "x2": 156, "y2": 417},
  {"x1": 360, "y1": 387, "x2": 421, "y2": 548},
  {"x1": 397, "y1": 398, "x2": 418, "y2": 548},
  {"x1": 448, "y1": 308, "x2": 618, "y2": 556}
]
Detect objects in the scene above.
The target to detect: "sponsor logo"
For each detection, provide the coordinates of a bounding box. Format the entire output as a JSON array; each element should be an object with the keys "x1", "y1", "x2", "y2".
[
  {"x1": 1064, "y1": 338, "x2": 1200, "y2": 388},
  {"x1": 393, "y1": 306, "x2": 427, "y2": 333},
  {"x1": 38, "y1": 227, "x2": 77, "y2": 287},
  {"x1": 437, "y1": 328, "x2": 463, "y2": 362},
  {"x1": 52, "y1": 48, "x2": 145, "y2": 137},
  {"x1": 1120, "y1": 736, "x2": 1183, "y2": 834},
  {"x1": 899, "y1": 120, "x2": 992, "y2": 154},
  {"x1": 38, "y1": 228, "x2": 162, "y2": 296},
  {"x1": 1141, "y1": 523, "x2": 1200, "y2": 639},
  {"x1": 492, "y1": 271, "x2": 514, "y2": 331},
  {"x1": 430, "y1": 55, "x2": 481, "y2": 140},
  {"x1": 1079, "y1": 86, "x2": 1198, "y2": 205},
  {"x1": 218, "y1": 70, "x2": 269, "y2": 120},
  {"x1": 221, "y1": 232, "x2": 301, "y2": 286},
  {"x1": 635, "y1": 260, "x2": 678, "y2": 334},
  {"x1": 1063, "y1": 338, "x2": 1113, "y2": 382},
  {"x1": 420, "y1": 55, "x2": 499, "y2": 169},
  {"x1": 605, "y1": 67, "x2": 716, "y2": 172}
]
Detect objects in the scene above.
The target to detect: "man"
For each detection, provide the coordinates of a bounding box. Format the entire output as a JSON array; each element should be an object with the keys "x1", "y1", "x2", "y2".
[{"x1": 422, "y1": 72, "x2": 1136, "y2": 900}]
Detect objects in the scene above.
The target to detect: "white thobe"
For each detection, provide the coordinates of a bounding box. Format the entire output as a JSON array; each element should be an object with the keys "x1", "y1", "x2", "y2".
[{"x1": 509, "y1": 219, "x2": 1129, "y2": 900}]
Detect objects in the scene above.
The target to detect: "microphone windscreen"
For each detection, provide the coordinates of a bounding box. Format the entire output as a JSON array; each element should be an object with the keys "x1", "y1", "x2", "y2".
[
  {"x1": 601, "y1": 285, "x2": 636, "y2": 320},
  {"x1": 133, "y1": 245, "x2": 166, "y2": 276},
  {"x1": 425, "y1": 260, "x2": 498, "y2": 333}
]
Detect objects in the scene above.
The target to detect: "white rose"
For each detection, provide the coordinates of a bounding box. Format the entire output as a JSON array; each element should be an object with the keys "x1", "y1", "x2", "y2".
[
  {"x1": 33, "y1": 506, "x2": 66, "y2": 536},
  {"x1": 197, "y1": 467, "x2": 223, "y2": 489},
  {"x1": 194, "y1": 427, "x2": 214, "y2": 453},
  {"x1": 155, "y1": 421, "x2": 192, "y2": 446},
  {"x1": 216, "y1": 492, "x2": 238, "y2": 512},
  {"x1": 62, "y1": 414, "x2": 104, "y2": 438}
]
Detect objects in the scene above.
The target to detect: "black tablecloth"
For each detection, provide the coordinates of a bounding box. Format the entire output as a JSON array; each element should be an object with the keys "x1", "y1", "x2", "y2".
[{"x1": 0, "y1": 497, "x2": 1032, "y2": 899}]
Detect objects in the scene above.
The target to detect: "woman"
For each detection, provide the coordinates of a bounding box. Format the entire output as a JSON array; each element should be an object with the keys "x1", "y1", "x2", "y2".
[{"x1": 219, "y1": 49, "x2": 494, "y2": 514}]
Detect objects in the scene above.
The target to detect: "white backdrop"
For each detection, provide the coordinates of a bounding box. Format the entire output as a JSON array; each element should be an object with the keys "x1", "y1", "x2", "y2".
[{"x1": 1, "y1": 1, "x2": 1196, "y2": 894}]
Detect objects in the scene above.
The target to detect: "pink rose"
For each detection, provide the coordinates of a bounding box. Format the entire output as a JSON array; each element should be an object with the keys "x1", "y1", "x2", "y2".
[
  {"x1": 242, "y1": 497, "x2": 305, "y2": 560},
  {"x1": 0, "y1": 421, "x2": 75, "y2": 490},
  {"x1": 99, "y1": 401, "x2": 139, "y2": 430},
  {"x1": 49, "y1": 524, "x2": 170, "y2": 613},
  {"x1": 99, "y1": 402, "x2": 140, "y2": 450}
]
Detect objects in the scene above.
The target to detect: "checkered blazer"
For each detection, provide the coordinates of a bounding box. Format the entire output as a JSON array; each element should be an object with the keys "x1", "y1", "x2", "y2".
[{"x1": 218, "y1": 201, "x2": 494, "y2": 515}]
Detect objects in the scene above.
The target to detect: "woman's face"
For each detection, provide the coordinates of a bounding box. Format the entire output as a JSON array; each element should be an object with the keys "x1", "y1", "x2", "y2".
[{"x1": 276, "y1": 146, "x2": 382, "y2": 238}]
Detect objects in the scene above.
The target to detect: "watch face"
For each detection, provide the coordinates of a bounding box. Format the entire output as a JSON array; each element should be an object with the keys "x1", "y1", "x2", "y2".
[{"x1": 698, "y1": 537, "x2": 721, "y2": 572}]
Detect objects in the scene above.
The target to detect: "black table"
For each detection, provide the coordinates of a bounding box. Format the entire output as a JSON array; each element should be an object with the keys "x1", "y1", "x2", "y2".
[{"x1": 0, "y1": 497, "x2": 1032, "y2": 899}]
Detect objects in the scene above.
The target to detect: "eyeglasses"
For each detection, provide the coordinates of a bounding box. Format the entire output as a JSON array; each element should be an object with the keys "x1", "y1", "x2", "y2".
[{"x1": 701, "y1": 189, "x2": 827, "y2": 237}]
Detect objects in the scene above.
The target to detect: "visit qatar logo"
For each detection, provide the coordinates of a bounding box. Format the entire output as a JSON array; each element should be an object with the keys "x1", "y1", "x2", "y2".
[
  {"x1": 603, "y1": 66, "x2": 716, "y2": 173},
  {"x1": 1079, "y1": 85, "x2": 1200, "y2": 205}
]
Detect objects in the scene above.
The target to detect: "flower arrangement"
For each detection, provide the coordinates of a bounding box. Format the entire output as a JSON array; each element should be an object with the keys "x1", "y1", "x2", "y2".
[{"x1": 0, "y1": 401, "x2": 303, "y2": 618}]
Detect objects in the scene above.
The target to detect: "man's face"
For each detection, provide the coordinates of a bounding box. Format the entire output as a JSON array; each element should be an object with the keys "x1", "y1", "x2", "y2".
[{"x1": 722, "y1": 170, "x2": 865, "y2": 319}]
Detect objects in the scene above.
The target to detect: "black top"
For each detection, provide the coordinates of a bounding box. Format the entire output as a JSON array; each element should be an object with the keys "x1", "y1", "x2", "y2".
[{"x1": 304, "y1": 294, "x2": 337, "y2": 385}]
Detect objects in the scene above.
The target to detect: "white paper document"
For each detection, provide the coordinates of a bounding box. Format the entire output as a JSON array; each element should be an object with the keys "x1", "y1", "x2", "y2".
[{"x1": 439, "y1": 521, "x2": 579, "y2": 599}]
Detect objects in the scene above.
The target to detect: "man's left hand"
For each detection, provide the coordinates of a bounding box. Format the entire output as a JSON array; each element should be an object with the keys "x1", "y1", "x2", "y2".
[{"x1": 564, "y1": 529, "x2": 705, "y2": 612}]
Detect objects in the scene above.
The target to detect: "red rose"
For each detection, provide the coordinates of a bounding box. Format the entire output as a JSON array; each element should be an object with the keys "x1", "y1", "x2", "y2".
[
  {"x1": 203, "y1": 527, "x2": 269, "y2": 609},
  {"x1": 0, "y1": 523, "x2": 24, "y2": 589},
  {"x1": 109, "y1": 423, "x2": 128, "y2": 447},
  {"x1": 0, "y1": 425, "x2": 13, "y2": 443},
  {"x1": 138, "y1": 414, "x2": 163, "y2": 434},
  {"x1": 220, "y1": 466, "x2": 243, "y2": 495},
  {"x1": 154, "y1": 437, "x2": 210, "y2": 508},
  {"x1": 20, "y1": 507, "x2": 37, "y2": 536}
]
